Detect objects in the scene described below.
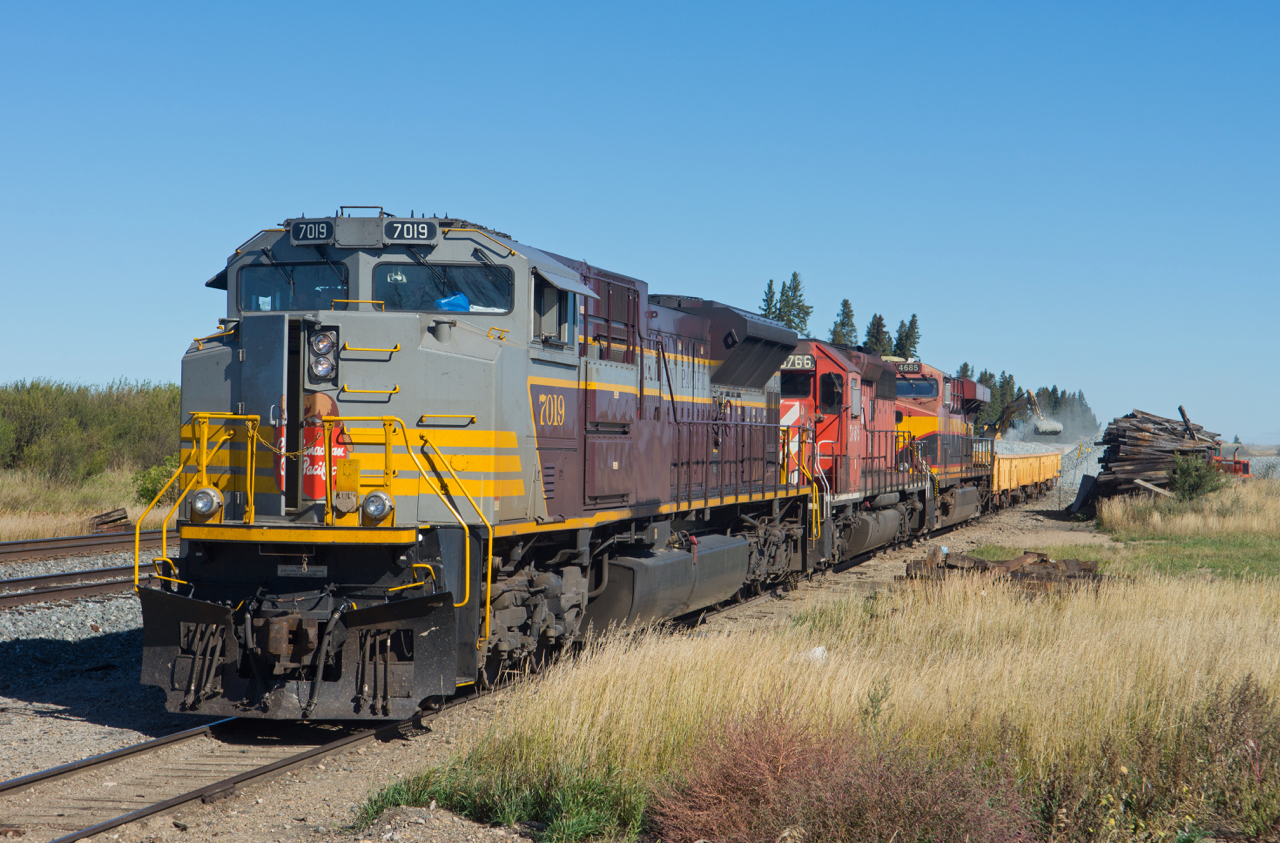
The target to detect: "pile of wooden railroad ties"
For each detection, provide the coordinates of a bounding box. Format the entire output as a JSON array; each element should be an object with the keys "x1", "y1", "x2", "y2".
[
  {"x1": 1069, "y1": 406, "x2": 1219, "y2": 513},
  {"x1": 904, "y1": 545, "x2": 1104, "y2": 591}
]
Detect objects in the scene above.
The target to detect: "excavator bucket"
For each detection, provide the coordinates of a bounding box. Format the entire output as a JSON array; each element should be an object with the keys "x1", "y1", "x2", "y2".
[{"x1": 1033, "y1": 419, "x2": 1063, "y2": 436}]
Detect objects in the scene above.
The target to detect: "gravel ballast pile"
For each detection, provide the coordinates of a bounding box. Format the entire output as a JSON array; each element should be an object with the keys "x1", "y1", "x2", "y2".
[
  {"x1": 994, "y1": 440, "x2": 1061, "y2": 456},
  {"x1": 1251, "y1": 456, "x2": 1279, "y2": 479}
]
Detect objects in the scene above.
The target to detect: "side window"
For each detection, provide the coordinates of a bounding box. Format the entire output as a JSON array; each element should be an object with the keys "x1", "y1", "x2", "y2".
[
  {"x1": 849, "y1": 379, "x2": 862, "y2": 417},
  {"x1": 534, "y1": 274, "x2": 572, "y2": 346},
  {"x1": 818, "y1": 372, "x2": 844, "y2": 414}
]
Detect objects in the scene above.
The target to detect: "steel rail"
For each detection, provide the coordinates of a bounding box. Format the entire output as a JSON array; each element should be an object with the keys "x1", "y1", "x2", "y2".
[
  {"x1": 43, "y1": 698, "x2": 475, "y2": 843},
  {"x1": 0, "y1": 567, "x2": 154, "y2": 608},
  {"x1": 0, "y1": 530, "x2": 178, "y2": 564},
  {"x1": 0, "y1": 718, "x2": 236, "y2": 796}
]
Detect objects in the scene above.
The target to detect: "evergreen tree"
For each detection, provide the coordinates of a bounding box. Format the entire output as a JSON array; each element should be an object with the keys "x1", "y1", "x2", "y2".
[
  {"x1": 893, "y1": 314, "x2": 921, "y2": 359},
  {"x1": 760, "y1": 279, "x2": 779, "y2": 321},
  {"x1": 893, "y1": 320, "x2": 909, "y2": 357},
  {"x1": 775, "y1": 272, "x2": 812, "y2": 335},
  {"x1": 829, "y1": 299, "x2": 857, "y2": 345},
  {"x1": 976, "y1": 369, "x2": 999, "y2": 426},
  {"x1": 864, "y1": 314, "x2": 892, "y2": 356},
  {"x1": 956, "y1": 362, "x2": 973, "y2": 379}
]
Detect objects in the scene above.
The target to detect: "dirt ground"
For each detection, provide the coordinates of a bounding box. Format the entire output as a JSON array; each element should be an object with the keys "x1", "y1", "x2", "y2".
[{"x1": 13, "y1": 500, "x2": 1114, "y2": 843}]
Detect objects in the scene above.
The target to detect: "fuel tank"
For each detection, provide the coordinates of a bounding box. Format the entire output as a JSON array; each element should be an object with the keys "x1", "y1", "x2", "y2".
[{"x1": 581, "y1": 534, "x2": 750, "y2": 628}]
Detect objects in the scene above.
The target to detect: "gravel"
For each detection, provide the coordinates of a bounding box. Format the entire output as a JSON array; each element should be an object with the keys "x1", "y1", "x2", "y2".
[
  {"x1": 0, "y1": 590, "x2": 142, "y2": 643},
  {"x1": 0, "y1": 549, "x2": 138, "y2": 582},
  {"x1": 0, "y1": 583, "x2": 210, "y2": 782},
  {"x1": 1251, "y1": 456, "x2": 1280, "y2": 479}
]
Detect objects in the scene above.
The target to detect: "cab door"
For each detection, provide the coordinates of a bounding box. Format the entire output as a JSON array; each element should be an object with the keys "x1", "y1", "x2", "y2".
[
  {"x1": 814, "y1": 369, "x2": 845, "y2": 492},
  {"x1": 239, "y1": 314, "x2": 290, "y2": 516}
]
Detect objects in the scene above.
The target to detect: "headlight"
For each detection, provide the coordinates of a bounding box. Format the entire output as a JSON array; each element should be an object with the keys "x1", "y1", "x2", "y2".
[
  {"x1": 190, "y1": 487, "x2": 224, "y2": 515},
  {"x1": 362, "y1": 490, "x2": 394, "y2": 519},
  {"x1": 310, "y1": 331, "x2": 336, "y2": 355},
  {"x1": 310, "y1": 355, "x2": 335, "y2": 378}
]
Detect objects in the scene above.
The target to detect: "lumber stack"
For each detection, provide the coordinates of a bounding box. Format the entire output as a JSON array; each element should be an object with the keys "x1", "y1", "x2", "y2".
[{"x1": 1092, "y1": 407, "x2": 1219, "y2": 497}]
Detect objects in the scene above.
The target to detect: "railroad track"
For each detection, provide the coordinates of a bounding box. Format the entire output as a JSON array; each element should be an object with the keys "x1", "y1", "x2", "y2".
[
  {"x1": 0, "y1": 566, "x2": 153, "y2": 609},
  {"x1": 0, "y1": 704, "x2": 467, "y2": 843},
  {"x1": 0, "y1": 529, "x2": 178, "y2": 564}
]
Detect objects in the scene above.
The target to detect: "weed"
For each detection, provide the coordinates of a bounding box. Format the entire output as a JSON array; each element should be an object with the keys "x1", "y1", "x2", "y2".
[{"x1": 652, "y1": 706, "x2": 1033, "y2": 843}]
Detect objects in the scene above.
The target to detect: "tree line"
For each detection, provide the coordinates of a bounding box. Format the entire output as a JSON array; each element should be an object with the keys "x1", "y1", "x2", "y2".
[{"x1": 760, "y1": 273, "x2": 920, "y2": 359}]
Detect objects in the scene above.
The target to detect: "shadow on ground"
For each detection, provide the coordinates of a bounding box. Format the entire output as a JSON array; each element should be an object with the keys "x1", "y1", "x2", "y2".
[{"x1": 0, "y1": 629, "x2": 217, "y2": 735}]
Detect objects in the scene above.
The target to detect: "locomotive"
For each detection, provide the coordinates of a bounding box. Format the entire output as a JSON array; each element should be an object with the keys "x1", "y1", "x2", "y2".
[{"x1": 136, "y1": 208, "x2": 1050, "y2": 720}]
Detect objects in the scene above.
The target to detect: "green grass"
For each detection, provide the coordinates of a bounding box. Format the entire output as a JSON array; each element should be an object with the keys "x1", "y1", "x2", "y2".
[
  {"x1": 356, "y1": 760, "x2": 648, "y2": 842},
  {"x1": 970, "y1": 537, "x2": 1280, "y2": 579}
]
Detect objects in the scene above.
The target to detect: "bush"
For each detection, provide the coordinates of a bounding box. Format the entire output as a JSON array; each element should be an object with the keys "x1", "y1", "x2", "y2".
[
  {"x1": 652, "y1": 707, "x2": 1034, "y2": 843},
  {"x1": 132, "y1": 454, "x2": 183, "y2": 506},
  {"x1": 1167, "y1": 452, "x2": 1227, "y2": 501},
  {"x1": 0, "y1": 379, "x2": 179, "y2": 483}
]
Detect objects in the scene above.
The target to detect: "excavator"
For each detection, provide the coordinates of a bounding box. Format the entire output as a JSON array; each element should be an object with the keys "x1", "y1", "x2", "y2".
[{"x1": 982, "y1": 390, "x2": 1063, "y2": 439}]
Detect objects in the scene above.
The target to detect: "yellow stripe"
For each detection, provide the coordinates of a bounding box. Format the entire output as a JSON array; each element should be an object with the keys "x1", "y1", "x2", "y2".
[
  {"x1": 182, "y1": 524, "x2": 419, "y2": 544},
  {"x1": 492, "y1": 487, "x2": 809, "y2": 537}
]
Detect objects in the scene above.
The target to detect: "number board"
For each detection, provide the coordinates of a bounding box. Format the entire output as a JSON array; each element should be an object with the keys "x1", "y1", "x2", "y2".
[
  {"x1": 290, "y1": 220, "x2": 335, "y2": 245},
  {"x1": 781, "y1": 354, "x2": 815, "y2": 370},
  {"x1": 383, "y1": 220, "x2": 438, "y2": 243},
  {"x1": 896, "y1": 361, "x2": 922, "y2": 373}
]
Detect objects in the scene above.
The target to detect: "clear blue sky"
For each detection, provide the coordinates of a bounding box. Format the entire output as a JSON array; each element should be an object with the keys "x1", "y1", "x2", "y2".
[{"x1": 2, "y1": 2, "x2": 1277, "y2": 441}]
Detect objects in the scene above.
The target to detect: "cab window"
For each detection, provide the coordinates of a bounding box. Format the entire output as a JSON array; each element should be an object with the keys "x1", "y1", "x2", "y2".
[
  {"x1": 373, "y1": 263, "x2": 513, "y2": 314},
  {"x1": 239, "y1": 263, "x2": 349, "y2": 312},
  {"x1": 896, "y1": 377, "x2": 939, "y2": 399},
  {"x1": 818, "y1": 372, "x2": 844, "y2": 413},
  {"x1": 781, "y1": 371, "x2": 813, "y2": 398},
  {"x1": 534, "y1": 273, "x2": 573, "y2": 346}
]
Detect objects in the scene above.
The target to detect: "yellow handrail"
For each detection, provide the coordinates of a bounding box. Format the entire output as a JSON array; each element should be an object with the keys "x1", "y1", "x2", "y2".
[
  {"x1": 330, "y1": 299, "x2": 385, "y2": 311},
  {"x1": 133, "y1": 415, "x2": 255, "y2": 586},
  {"x1": 234, "y1": 228, "x2": 287, "y2": 254},
  {"x1": 342, "y1": 342, "x2": 400, "y2": 354},
  {"x1": 418, "y1": 431, "x2": 496, "y2": 651},
  {"x1": 193, "y1": 327, "x2": 237, "y2": 350},
  {"x1": 134, "y1": 454, "x2": 196, "y2": 587},
  {"x1": 320, "y1": 417, "x2": 482, "y2": 621},
  {"x1": 341, "y1": 384, "x2": 400, "y2": 395},
  {"x1": 441, "y1": 227, "x2": 521, "y2": 258}
]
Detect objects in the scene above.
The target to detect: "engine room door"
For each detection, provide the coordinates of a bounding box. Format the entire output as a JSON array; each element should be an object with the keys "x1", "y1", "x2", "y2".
[{"x1": 239, "y1": 314, "x2": 289, "y2": 517}]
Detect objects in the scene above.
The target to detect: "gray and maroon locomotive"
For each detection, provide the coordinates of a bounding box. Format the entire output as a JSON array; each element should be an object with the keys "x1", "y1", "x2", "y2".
[{"x1": 138, "y1": 209, "x2": 969, "y2": 719}]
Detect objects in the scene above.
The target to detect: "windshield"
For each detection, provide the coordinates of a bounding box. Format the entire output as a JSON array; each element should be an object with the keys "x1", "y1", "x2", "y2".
[
  {"x1": 896, "y1": 378, "x2": 939, "y2": 399},
  {"x1": 373, "y1": 263, "x2": 514, "y2": 314},
  {"x1": 781, "y1": 371, "x2": 813, "y2": 398},
  {"x1": 239, "y1": 263, "x2": 349, "y2": 312}
]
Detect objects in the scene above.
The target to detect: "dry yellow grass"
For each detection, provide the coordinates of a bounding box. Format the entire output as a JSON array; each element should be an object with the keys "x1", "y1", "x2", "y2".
[
  {"x1": 0, "y1": 468, "x2": 166, "y2": 541},
  {"x1": 468, "y1": 575, "x2": 1280, "y2": 786},
  {"x1": 1097, "y1": 477, "x2": 1280, "y2": 539}
]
